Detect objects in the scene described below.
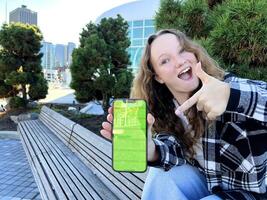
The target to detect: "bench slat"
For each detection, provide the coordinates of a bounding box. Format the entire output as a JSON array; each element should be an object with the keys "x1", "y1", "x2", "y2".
[
  {"x1": 28, "y1": 121, "x2": 87, "y2": 199},
  {"x1": 71, "y1": 132, "x2": 146, "y2": 188},
  {"x1": 19, "y1": 121, "x2": 67, "y2": 200},
  {"x1": 69, "y1": 140, "x2": 139, "y2": 199},
  {"x1": 29, "y1": 120, "x2": 116, "y2": 200},
  {"x1": 19, "y1": 106, "x2": 149, "y2": 200},
  {"x1": 72, "y1": 124, "x2": 148, "y2": 185},
  {"x1": 41, "y1": 106, "x2": 148, "y2": 182},
  {"x1": 25, "y1": 119, "x2": 118, "y2": 200},
  {"x1": 72, "y1": 124, "x2": 148, "y2": 181},
  {"x1": 69, "y1": 124, "x2": 144, "y2": 200},
  {"x1": 69, "y1": 133, "x2": 144, "y2": 193},
  {"x1": 41, "y1": 106, "x2": 76, "y2": 131},
  {"x1": 39, "y1": 112, "x2": 71, "y2": 145},
  {"x1": 18, "y1": 123, "x2": 57, "y2": 200}
]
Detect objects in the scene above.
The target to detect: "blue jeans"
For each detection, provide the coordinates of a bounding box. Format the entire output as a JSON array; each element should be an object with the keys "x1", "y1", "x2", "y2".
[{"x1": 142, "y1": 164, "x2": 222, "y2": 200}]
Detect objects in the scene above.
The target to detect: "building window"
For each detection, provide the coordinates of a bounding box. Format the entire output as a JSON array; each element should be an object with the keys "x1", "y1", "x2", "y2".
[
  {"x1": 132, "y1": 39, "x2": 143, "y2": 46},
  {"x1": 144, "y1": 27, "x2": 155, "y2": 38},
  {"x1": 133, "y1": 20, "x2": 143, "y2": 27},
  {"x1": 133, "y1": 28, "x2": 143, "y2": 39},
  {"x1": 145, "y1": 20, "x2": 154, "y2": 26}
]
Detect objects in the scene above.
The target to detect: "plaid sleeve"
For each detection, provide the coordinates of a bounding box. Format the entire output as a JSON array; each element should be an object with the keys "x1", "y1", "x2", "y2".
[
  {"x1": 147, "y1": 133, "x2": 186, "y2": 171},
  {"x1": 225, "y1": 76, "x2": 267, "y2": 123}
]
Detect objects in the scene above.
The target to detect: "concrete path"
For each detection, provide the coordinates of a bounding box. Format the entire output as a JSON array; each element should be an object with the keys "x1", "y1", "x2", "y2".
[{"x1": 0, "y1": 134, "x2": 41, "y2": 200}]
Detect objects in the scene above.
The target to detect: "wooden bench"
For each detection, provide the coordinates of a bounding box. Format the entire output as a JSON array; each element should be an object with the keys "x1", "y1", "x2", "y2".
[{"x1": 18, "y1": 106, "x2": 148, "y2": 200}]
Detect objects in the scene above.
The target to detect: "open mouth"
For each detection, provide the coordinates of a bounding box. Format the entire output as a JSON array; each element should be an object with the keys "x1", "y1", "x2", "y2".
[{"x1": 178, "y1": 67, "x2": 192, "y2": 80}]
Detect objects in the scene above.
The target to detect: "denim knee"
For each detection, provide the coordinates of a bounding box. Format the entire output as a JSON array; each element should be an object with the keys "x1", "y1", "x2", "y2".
[
  {"x1": 142, "y1": 166, "x2": 188, "y2": 200},
  {"x1": 142, "y1": 164, "x2": 211, "y2": 200}
]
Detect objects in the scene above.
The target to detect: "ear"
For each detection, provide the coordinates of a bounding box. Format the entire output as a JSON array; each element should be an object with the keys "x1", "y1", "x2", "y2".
[{"x1": 154, "y1": 75, "x2": 164, "y2": 84}]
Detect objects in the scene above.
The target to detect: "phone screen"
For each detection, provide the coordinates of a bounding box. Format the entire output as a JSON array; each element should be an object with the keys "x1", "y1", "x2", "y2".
[{"x1": 112, "y1": 99, "x2": 147, "y2": 172}]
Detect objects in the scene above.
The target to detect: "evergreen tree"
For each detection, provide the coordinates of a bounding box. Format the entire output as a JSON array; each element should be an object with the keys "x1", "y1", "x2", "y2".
[
  {"x1": 0, "y1": 23, "x2": 48, "y2": 107},
  {"x1": 208, "y1": 0, "x2": 224, "y2": 9},
  {"x1": 155, "y1": 0, "x2": 185, "y2": 32},
  {"x1": 71, "y1": 15, "x2": 133, "y2": 112},
  {"x1": 155, "y1": 0, "x2": 209, "y2": 39}
]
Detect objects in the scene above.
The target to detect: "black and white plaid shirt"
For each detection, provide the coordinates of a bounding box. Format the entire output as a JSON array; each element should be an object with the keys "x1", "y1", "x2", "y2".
[{"x1": 148, "y1": 74, "x2": 267, "y2": 200}]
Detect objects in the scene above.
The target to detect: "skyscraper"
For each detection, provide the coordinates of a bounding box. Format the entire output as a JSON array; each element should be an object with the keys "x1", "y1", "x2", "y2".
[
  {"x1": 41, "y1": 42, "x2": 55, "y2": 70},
  {"x1": 55, "y1": 44, "x2": 65, "y2": 68},
  {"x1": 67, "y1": 42, "x2": 76, "y2": 66},
  {"x1": 9, "y1": 5, "x2": 37, "y2": 25}
]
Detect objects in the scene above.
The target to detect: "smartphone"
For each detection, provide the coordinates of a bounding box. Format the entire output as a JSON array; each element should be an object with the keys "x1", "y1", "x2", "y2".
[{"x1": 112, "y1": 99, "x2": 147, "y2": 172}]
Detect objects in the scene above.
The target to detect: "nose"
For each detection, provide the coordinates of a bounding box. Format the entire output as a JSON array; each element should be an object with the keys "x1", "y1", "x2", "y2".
[{"x1": 175, "y1": 55, "x2": 186, "y2": 68}]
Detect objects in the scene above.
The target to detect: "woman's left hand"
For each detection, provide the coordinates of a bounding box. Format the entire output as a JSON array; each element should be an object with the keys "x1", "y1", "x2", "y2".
[{"x1": 176, "y1": 62, "x2": 230, "y2": 121}]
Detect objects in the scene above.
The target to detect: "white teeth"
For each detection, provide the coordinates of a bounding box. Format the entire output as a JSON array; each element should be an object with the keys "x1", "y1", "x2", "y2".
[{"x1": 179, "y1": 67, "x2": 190, "y2": 75}]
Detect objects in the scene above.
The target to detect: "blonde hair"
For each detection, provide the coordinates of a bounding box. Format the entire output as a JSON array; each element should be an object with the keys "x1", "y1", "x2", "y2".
[{"x1": 130, "y1": 29, "x2": 225, "y2": 159}]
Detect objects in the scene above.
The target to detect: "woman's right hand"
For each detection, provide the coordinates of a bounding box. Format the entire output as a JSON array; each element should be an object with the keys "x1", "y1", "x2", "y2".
[
  {"x1": 100, "y1": 106, "x2": 158, "y2": 162},
  {"x1": 100, "y1": 107, "x2": 114, "y2": 140}
]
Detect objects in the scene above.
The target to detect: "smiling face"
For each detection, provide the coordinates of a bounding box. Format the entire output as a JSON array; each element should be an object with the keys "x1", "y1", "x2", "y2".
[{"x1": 150, "y1": 33, "x2": 200, "y2": 104}]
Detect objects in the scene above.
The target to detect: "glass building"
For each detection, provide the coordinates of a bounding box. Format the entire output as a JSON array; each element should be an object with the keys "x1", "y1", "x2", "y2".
[
  {"x1": 96, "y1": 0, "x2": 160, "y2": 73},
  {"x1": 41, "y1": 42, "x2": 55, "y2": 70}
]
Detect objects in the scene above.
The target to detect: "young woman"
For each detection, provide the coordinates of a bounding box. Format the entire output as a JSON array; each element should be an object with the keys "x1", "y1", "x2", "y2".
[{"x1": 100, "y1": 29, "x2": 267, "y2": 200}]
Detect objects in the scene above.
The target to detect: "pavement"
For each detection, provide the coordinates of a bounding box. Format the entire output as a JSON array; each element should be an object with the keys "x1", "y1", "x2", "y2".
[
  {"x1": 0, "y1": 132, "x2": 41, "y2": 200},
  {"x1": 0, "y1": 87, "x2": 80, "y2": 200}
]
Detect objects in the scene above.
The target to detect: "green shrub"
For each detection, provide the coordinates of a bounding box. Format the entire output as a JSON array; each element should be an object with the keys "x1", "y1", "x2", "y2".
[
  {"x1": 9, "y1": 96, "x2": 27, "y2": 109},
  {"x1": 226, "y1": 64, "x2": 267, "y2": 82},
  {"x1": 208, "y1": 0, "x2": 267, "y2": 67},
  {"x1": 155, "y1": 0, "x2": 209, "y2": 39},
  {"x1": 76, "y1": 113, "x2": 93, "y2": 119},
  {"x1": 195, "y1": 37, "x2": 214, "y2": 57},
  {"x1": 182, "y1": 0, "x2": 210, "y2": 39},
  {"x1": 155, "y1": 0, "x2": 186, "y2": 31}
]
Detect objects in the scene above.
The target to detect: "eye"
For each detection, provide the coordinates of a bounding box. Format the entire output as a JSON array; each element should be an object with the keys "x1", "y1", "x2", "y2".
[
  {"x1": 160, "y1": 58, "x2": 170, "y2": 65},
  {"x1": 179, "y1": 48, "x2": 185, "y2": 54}
]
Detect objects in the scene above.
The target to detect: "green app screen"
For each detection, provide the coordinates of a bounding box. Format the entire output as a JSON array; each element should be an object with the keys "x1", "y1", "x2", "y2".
[{"x1": 112, "y1": 99, "x2": 147, "y2": 172}]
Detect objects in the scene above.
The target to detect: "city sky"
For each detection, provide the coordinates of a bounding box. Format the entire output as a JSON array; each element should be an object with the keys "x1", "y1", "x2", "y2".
[{"x1": 0, "y1": 0, "x2": 135, "y2": 45}]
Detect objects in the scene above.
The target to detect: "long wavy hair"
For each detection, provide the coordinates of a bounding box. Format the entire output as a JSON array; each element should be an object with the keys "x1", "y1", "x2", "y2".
[{"x1": 130, "y1": 29, "x2": 225, "y2": 159}]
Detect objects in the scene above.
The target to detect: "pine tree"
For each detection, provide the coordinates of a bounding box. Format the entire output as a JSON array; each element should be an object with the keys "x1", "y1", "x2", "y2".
[
  {"x1": 0, "y1": 23, "x2": 48, "y2": 107},
  {"x1": 70, "y1": 15, "x2": 133, "y2": 112}
]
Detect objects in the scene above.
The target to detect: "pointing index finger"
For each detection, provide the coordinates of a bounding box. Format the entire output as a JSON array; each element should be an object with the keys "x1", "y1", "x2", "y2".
[{"x1": 176, "y1": 90, "x2": 202, "y2": 114}]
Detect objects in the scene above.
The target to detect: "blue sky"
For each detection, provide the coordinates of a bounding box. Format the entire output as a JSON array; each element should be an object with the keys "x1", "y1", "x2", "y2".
[{"x1": 0, "y1": 0, "x2": 135, "y2": 45}]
